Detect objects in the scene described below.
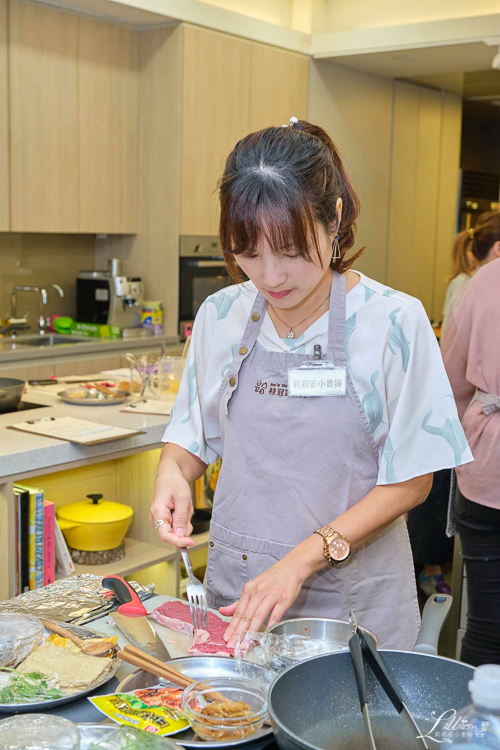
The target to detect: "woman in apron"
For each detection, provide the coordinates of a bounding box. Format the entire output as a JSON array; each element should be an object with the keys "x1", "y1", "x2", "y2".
[{"x1": 150, "y1": 118, "x2": 472, "y2": 650}]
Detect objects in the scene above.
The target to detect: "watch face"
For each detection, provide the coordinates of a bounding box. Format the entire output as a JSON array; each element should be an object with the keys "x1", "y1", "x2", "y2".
[{"x1": 328, "y1": 537, "x2": 350, "y2": 562}]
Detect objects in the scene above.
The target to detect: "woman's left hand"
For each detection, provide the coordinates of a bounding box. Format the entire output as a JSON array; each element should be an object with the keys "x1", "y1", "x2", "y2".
[{"x1": 220, "y1": 554, "x2": 310, "y2": 646}]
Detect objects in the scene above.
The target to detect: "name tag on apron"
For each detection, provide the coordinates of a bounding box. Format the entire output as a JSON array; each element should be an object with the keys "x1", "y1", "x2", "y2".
[{"x1": 288, "y1": 361, "x2": 347, "y2": 397}]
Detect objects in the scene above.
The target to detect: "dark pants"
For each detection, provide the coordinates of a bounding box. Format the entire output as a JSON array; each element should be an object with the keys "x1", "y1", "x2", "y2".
[
  {"x1": 455, "y1": 487, "x2": 500, "y2": 667},
  {"x1": 407, "y1": 469, "x2": 454, "y2": 566}
]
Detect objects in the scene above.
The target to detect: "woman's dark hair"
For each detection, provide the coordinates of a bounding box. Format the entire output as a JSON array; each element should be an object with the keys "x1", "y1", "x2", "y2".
[
  {"x1": 218, "y1": 120, "x2": 363, "y2": 282},
  {"x1": 470, "y1": 211, "x2": 500, "y2": 262}
]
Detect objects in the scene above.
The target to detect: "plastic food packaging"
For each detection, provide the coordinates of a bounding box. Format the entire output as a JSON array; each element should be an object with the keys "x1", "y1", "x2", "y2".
[
  {"x1": 82, "y1": 724, "x2": 175, "y2": 749},
  {"x1": 0, "y1": 613, "x2": 43, "y2": 668},
  {"x1": 88, "y1": 686, "x2": 189, "y2": 736},
  {"x1": 0, "y1": 714, "x2": 80, "y2": 749},
  {"x1": 234, "y1": 630, "x2": 344, "y2": 686}
]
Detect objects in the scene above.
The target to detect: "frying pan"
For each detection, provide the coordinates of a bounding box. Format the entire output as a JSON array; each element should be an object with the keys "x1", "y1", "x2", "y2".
[
  {"x1": 268, "y1": 650, "x2": 473, "y2": 750},
  {"x1": 0, "y1": 378, "x2": 25, "y2": 413},
  {"x1": 268, "y1": 595, "x2": 473, "y2": 750}
]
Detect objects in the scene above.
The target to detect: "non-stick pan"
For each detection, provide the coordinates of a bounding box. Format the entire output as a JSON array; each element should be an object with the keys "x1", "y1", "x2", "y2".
[
  {"x1": 268, "y1": 595, "x2": 473, "y2": 750},
  {"x1": 268, "y1": 649, "x2": 473, "y2": 750}
]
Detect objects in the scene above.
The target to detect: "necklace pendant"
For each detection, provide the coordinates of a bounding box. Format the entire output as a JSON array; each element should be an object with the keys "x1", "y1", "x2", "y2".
[{"x1": 287, "y1": 330, "x2": 295, "y2": 339}]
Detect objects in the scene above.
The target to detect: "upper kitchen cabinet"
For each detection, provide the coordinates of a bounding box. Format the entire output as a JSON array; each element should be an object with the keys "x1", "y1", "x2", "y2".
[
  {"x1": 78, "y1": 18, "x2": 140, "y2": 234},
  {"x1": 181, "y1": 26, "x2": 251, "y2": 236},
  {"x1": 0, "y1": 0, "x2": 8, "y2": 231},
  {"x1": 9, "y1": 0, "x2": 78, "y2": 232},
  {"x1": 249, "y1": 45, "x2": 309, "y2": 132}
]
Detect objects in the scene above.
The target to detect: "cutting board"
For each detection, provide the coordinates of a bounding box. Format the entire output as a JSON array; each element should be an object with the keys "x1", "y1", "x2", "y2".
[{"x1": 92, "y1": 595, "x2": 230, "y2": 678}]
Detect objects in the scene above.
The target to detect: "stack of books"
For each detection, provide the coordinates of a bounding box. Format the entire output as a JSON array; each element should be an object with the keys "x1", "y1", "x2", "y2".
[{"x1": 13, "y1": 484, "x2": 75, "y2": 595}]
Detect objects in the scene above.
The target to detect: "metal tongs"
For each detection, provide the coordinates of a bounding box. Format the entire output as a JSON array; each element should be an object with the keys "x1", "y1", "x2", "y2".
[{"x1": 348, "y1": 611, "x2": 429, "y2": 750}]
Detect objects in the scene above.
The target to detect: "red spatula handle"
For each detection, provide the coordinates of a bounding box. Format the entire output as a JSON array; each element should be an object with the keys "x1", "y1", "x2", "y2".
[{"x1": 101, "y1": 574, "x2": 147, "y2": 617}]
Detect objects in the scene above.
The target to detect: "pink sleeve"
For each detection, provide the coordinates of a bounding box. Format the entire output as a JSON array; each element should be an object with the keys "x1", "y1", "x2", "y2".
[{"x1": 441, "y1": 287, "x2": 475, "y2": 420}]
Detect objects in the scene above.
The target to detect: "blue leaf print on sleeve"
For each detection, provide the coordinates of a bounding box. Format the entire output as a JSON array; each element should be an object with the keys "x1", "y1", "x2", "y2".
[
  {"x1": 421, "y1": 410, "x2": 469, "y2": 464},
  {"x1": 181, "y1": 363, "x2": 198, "y2": 423},
  {"x1": 364, "y1": 285, "x2": 375, "y2": 303},
  {"x1": 362, "y1": 370, "x2": 384, "y2": 434},
  {"x1": 221, "y1": 344, "x2": 239, "y2": 377},
  {"x1": 382, "y1": 436, "x2": 397, "y2": 483},
  {"x1": 345, "y1": 313, "x2": 356, "y2": 364},
  {"x1": 383, "y1": 288, "x2": 398, "y2": 297},
  {"x1": 388, "y1": 308, "x2": 410, "y2": 373},
  {"x1": 166, "y1": 406, "x2": 174, "y2": 428},
  {"x1": 187, "y1": 440, "x2": 200, "y2": 455},
  {"x1": 207, "y1": 289, "x2": 242, "y2": 320}
]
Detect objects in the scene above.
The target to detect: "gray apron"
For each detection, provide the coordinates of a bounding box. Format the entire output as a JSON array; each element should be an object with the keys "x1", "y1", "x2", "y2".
[{"x1": 205, "y1": 272, "x2": 420, "y2": 650}]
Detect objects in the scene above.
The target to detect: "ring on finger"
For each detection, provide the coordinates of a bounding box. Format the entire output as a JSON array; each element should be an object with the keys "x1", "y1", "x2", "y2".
[{"x1": 153, "y1": 519, "x2": 167, "y2": 531}]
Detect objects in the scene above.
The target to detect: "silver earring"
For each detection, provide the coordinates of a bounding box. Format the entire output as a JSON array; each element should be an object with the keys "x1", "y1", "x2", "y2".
[{"x1": 331, "y1": 234, "x2": 340, "y2": 262}]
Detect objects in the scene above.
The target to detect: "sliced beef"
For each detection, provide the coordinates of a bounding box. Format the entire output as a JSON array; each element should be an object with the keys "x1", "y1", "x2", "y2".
[{"x1": 148, "y1": 600, "x2": 234, "y2": 657}]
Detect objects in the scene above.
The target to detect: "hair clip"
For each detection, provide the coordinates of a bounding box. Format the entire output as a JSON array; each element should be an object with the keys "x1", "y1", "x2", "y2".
[
  {"x1": 468, "y1": 227, "x2": 474, "y2": 240},
  {"x1": 282, "y1": 116, "x2": 299, "y2": 129}
]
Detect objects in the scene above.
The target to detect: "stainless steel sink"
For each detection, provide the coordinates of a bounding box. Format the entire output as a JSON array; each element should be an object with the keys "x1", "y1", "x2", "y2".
[{"x1": 13, "y1": 334, "x2": 94, "y2": 347}]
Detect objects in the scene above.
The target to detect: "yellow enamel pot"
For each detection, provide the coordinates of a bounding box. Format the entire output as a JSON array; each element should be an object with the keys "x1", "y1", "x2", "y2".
[{"x1": 56, "y1": 494, "x2": 133, "y2": 552}]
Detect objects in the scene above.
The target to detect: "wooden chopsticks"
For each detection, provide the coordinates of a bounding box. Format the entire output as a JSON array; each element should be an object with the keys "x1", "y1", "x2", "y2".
[
  {"x1": 118, "y1": 645, "x2": 195, "y2": 688},
  {"x1": 117, "y1": 645, "x2": 232, "y2": 703}
]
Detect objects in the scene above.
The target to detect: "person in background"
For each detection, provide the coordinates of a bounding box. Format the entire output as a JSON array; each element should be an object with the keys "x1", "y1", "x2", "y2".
[
  {"x1": 408, "y1": 224, "x2": 479, "y2": 597},
  {"x1": 440, "y1": 228, "x2": 478, "y2": 344},
  {"x1": 442, "y1": 211, "x2": 500, "y2": 666}
]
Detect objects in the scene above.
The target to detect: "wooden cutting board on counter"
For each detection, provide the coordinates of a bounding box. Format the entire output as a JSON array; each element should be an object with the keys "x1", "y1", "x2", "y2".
[{"x1": 92, "y1": 595, "x2": 230, "y2": 677}]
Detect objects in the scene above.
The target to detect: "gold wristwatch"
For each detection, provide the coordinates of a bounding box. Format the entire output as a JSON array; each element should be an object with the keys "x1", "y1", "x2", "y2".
[{"x1": 314, "y1": 525, "x2": 351, "y2": 566}]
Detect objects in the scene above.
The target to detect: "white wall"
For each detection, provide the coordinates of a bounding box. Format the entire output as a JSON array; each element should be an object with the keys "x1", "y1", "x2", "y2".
[
  {"x1": 200, "y1": 0, "x2": 292, "y2": 28},
  {"x1": 323, "y1": 0, "x2": 500, "y2": 31}
]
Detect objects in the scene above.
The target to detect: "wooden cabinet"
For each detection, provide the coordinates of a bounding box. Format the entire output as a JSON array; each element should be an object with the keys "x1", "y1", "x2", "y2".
[
  {"x1": 0, "y1": 0, "x2": 8, "y2": 231},
  {"x1": 8, "y1": 4, "x2": 139, "y2": 234},
  {"x1": 181, "y1": 26, "x2": 252, "y2": 236},
  {"x1": 249, "y1": 44, "x2": 309, "y2": 132},
  {"x1": 9, "y1": 0, "x2": 78, "y2": 232},
  {"x1": 78, "y1": 18, "x2": 140, "y2": 233},
  {"x1": 180, "y1": 27, "x2": 309, "y2": 236}
]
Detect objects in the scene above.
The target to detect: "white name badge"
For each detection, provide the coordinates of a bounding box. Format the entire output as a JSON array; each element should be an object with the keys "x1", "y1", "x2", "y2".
[{"x1": 288, "y1": 361, "x2": 347, "y2": 397}]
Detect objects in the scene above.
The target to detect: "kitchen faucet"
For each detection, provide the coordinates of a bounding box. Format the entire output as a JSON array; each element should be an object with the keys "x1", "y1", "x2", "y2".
[{"x1": 10, "y1": 284, "x2": 64, "y2": 335}]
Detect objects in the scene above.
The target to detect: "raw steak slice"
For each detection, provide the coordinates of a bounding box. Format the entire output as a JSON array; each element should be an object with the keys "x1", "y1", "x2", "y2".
[
  {"x1": 148, "y1": 600, "x2": 234, "y2": 657},
  {"x1": 148, "y1": 601, "x2": 194, "y2": 637}
]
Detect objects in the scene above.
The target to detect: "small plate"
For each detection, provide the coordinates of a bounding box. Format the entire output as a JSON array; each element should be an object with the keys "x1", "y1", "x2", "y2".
[
  {"x1": 117, "y1": 657, "x2": 272, "y2": 749},
  {"x1": 58, "y1": 387, "x2": 130, "y2": 406},
  {"x1": 0, "y1": 625, "x2": 120, "y2": 714}
]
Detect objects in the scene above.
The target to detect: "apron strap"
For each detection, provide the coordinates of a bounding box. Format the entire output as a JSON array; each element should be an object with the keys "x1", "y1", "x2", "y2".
[
  {"x1": 327, "y1": 271, "x2": 347, "y2": 366},
  {"x1": 472, "y1": 388, "x2": 500, "y2": 415}
]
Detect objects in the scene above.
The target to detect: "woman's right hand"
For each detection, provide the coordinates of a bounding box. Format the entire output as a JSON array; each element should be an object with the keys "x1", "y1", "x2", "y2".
[
  {"x1": 150, "y1": 444, "x2": 208, "y2": 547},
  {"x1": 149, "y1": 450, "x2": 199, "y2": 548}
]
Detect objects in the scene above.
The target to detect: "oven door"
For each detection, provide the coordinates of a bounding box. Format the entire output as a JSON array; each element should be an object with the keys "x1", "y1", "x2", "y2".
[{"x1": 179, "y1": 257, "x2": 230, "y2": 325}]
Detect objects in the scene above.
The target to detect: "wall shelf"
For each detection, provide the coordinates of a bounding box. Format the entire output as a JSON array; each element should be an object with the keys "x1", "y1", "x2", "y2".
[{"x1": 72, "y1": 537, "x2": 177, "y2": 578}]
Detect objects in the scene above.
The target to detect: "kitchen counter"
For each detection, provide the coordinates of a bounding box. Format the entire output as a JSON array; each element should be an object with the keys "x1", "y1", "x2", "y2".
[
  {"x1": 0, "y1": 382, "x2": 171, "y2": 481},
  {"x1": 0, "y1": 333, "x2": 179, "y2": 365}
]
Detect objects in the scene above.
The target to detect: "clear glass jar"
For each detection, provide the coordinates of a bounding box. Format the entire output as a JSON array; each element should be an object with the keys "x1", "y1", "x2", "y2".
[{"x1": 0, "y1": 714, "x2": 80, "y2": 749}]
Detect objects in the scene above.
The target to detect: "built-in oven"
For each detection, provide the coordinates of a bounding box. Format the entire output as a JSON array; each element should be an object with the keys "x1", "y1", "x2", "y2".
[{"x1": 179, "y1": 235, "x2": 230, "y2": 339}]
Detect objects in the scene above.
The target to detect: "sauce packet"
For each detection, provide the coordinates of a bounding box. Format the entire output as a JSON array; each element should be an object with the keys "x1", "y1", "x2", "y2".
[{"x1": 88, "y1": 686, "x2": 189, "y2": 736}]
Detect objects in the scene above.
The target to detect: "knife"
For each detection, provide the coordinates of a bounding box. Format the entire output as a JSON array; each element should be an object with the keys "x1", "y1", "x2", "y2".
[{"x1": 102, "y1": 574, "x2": 171, "y2": 662}]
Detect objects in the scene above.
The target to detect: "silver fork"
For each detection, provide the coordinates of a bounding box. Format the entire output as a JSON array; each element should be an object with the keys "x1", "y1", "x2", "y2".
[{"x1": 180, "y1": 547, "x2": 210, "y2": 631}]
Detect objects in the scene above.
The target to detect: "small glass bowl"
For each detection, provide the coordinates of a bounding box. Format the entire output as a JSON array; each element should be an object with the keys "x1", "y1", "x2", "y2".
[{"x1": 181, "y1": 677, "x2": 268, "y2": 742}]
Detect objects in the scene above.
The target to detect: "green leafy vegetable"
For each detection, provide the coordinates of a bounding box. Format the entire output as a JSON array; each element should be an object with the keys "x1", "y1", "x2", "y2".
[{"x1": 0, "y1": 668, "x2": 63, "y2": 704}]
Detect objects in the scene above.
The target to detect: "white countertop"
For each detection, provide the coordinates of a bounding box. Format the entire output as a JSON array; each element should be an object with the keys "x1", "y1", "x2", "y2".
[{"x1": 0, "y1": 380, "x2": 170, "y2": 481}]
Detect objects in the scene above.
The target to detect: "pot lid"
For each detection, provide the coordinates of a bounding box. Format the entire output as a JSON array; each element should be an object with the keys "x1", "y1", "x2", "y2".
[{"x1": 57, "y1": 494, "x2": 133, "y2": 524}]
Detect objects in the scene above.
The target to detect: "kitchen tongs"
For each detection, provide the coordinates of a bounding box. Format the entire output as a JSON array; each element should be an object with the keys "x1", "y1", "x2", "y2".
[{"x1": 348, "y1": 613, "x2": 429, "y2": 750}]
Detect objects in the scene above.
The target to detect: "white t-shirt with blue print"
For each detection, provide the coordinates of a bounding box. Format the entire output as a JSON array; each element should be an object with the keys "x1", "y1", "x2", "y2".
[{"x1": 163, "y1": 271, "x2": 473, "y2": 485}]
